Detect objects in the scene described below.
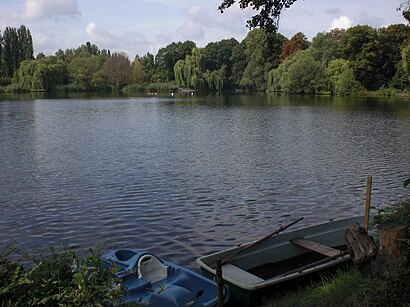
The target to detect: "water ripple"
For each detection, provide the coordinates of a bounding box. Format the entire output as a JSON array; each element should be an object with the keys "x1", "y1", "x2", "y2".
[{"x1": 0, "y1": 95, "x2": 409, "y2": 269}]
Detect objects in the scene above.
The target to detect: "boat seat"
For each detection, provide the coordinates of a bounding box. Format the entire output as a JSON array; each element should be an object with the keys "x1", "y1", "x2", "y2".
[
  {"x1": 290, "y1": 237, "x2": 342, "y2": 257},
  {"x1": 221, "y1": 263, "x2": 264, "y2": 285},
  {"x1": 137, "y1": 254, "x2": 168, "y2": 283}
]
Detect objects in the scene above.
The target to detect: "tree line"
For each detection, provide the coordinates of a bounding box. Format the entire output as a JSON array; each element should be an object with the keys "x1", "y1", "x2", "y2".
[{"x1": 1, "y1": 23, "x2": 410, "y2": 95}]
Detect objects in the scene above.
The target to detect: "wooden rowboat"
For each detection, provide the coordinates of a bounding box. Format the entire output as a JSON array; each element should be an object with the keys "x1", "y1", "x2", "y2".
[{"x1": 196, "y1": 216, "x2": 367, "y2": 306}]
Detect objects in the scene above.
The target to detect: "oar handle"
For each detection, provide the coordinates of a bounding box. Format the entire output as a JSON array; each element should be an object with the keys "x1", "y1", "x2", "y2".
[{"x1": 216, "y1": 216, "x2": 304, "y2": 267}]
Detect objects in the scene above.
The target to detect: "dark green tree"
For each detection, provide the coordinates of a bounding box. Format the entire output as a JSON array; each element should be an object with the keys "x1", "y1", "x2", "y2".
[
  {"x1": 229, "y1": 41, "x2": 247, "y2": 87},
  {"x1": 310, "y1": 29, "x2": 345, "y2": 66},
  {"x1": 203, "y1": 38, "x2": 238, "y2": 87},
  {"x1": 17, "y1": 25, "x2": 34, "y2": 64},
  {"x1": 342, "y1": 25, "x2": 383, "y2": 90},
  {"x1": 154, "y1": 41, "x2": 196, "y2": 82},
  {"x1": 139, "y1": 52, "x2": 155, "y2": 83},
  {"x1": 2, "y1": 27, "x2": 19, "y2": 78},
  {"x1": 378, "y1": 24, "x2": 410, "y2": 88},
  {"x1": 1, "y1": 25, "x2": 34, "y2": 79},
  {"x1": 240, "y1": 29, "x2": 286, "y2": 91}
]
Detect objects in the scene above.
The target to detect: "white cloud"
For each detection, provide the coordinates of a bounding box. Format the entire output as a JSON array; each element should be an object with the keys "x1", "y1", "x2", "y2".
[
  {"x1": 20, "y1": 0, "x2": 80, "y2": 21},
  {"x1": 330, "y1": 16, "x2": 354, "y2": 30},
  {"x1": 177, "y1": 19, "x2": 205, "y2": 40},
  {"x1": 85, "y1": 22, "x2": 115, "y2": 47},
  {"x1": 85, "y1": 22, "x2": 151, "y2": 58}
]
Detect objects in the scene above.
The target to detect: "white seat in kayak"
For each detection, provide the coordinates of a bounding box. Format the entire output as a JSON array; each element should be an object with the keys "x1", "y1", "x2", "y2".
[{"x1": 137, "y1": 254, "x2": 168, "y2": 283}]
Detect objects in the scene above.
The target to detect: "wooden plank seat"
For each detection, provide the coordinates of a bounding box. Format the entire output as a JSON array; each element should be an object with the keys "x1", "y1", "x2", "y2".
[
  {"x1": 290, "y1": 237, "x2": 343, "y2": 257},
  {"x1": 221, "y1": 263, "x2": 265, "y2": 285}
]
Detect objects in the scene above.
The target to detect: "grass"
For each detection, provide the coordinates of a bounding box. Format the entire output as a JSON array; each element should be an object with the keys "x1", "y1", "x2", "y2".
[{"x1": 261, "y1": 269, "x2": 365, "y2": 307}]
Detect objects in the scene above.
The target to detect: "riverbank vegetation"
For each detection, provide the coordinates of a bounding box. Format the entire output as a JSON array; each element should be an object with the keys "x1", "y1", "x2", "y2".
[
  {"x1": 1, "y1": 19, "x2": 410, "y2": 96},
  {"x1": 0, "y1": 245, "x2": 123, "y2": 306}
]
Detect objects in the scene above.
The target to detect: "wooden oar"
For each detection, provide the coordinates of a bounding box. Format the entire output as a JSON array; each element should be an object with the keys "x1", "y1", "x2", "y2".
[
  {"x1": 214, "y1": 217, "x2": 304, "y2": 267},
  {"x1": 275, "y1": 250, "x2": 349, "y2": 279}
]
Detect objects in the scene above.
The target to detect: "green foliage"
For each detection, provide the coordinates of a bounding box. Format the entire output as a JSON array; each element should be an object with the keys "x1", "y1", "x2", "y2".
[
  {"x1": 240, "y1": 29, "x2": 286, "y2": 91},
  {"x1": 18, "y1": 57, "x2": 67, "y2": 91},
  {"x1": 154, "y1": 41, "x2": 196, "y2": 82},
  {"x1": 325, "y1": 59, "x2": 360, "y2": 95},
  {"x1": 0, "y1": 245, "x2": 123, "y2": 306},
  {"x1": 174, "y1": 47, "x2": 224, "y2": 91},
  {"x1": 68, "y1": 56, "x2": 105, "y2": 90},
  {"x1": 310, "y1": 29, "x2": 345, "y2": 66},
  {"x1": 268, "y1": 49, "x2": 324, "y2": 94}
]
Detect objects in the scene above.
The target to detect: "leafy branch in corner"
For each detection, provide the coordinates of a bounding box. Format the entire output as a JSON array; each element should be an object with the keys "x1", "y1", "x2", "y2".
[{"x1": 218, "y1": 0, "x2": 298, "y2": 31}]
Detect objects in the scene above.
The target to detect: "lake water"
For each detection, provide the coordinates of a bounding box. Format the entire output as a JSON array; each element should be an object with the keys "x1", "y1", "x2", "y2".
[{"x1": 0, "y1": 93, "x2": 409, "y2": 268}]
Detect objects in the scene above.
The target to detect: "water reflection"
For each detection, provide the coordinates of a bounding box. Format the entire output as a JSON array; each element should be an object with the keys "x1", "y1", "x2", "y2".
[{"x1": 0, "y1": 94, "x2": 409, "y2": 269}]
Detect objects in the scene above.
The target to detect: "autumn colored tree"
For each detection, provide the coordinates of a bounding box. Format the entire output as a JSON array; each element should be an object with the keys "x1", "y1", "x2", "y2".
[
  {"x1": 280, "y1": 32, "x2": 310, "y2": 62},
  {"x1": 131, "y1": 55, "x2": 143, "y2": 83}
]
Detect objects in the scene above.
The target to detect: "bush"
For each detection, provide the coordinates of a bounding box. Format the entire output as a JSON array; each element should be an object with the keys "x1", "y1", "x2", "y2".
[{"x1": 0, "y1": 245, "x2": 123, "y2": 306}]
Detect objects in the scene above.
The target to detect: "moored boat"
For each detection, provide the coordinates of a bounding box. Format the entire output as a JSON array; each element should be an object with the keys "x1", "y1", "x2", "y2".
[
  {"x1": 197, "y1": 215, "x2": 368, "y2": 306},
  {"x1": 102, "y1": 249, "x2": 229, "y2": 307}
]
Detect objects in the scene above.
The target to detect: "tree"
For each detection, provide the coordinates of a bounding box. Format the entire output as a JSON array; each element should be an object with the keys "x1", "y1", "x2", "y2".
[
  {"x1": 154, "y1": 41, "x2": 196, "y2": 82},
  {"x1": 174, "y1": 47, "x2": 223, "y2": 91},
  {"x1": 342, "y1": 25, "x2": 383, "y2": 90},
  {"x1": 17, "y1": 25, "x2": 34, "y2": 64},
  {"x1": 398, "y1": 1, "x2": 410, "y2": 23},
  {"x1": 18, "y1": 56, "x2": 67, "y2": 91},
  {"x1": 310, "y1": 30, "x2": 345, "y2": 66},
  {"x1": 268, "y1": 48, "x2": 325, "y2": 94},
  {"x1": 218, "y1": 0, "x2": 298, "y2": 30},
  {"x1": 131, "y1": 55, "x2": 143, "y2": 83},
  {"x1": 2, "y1": 27, "x2": 19, "y2": 78},
  {"x1": 68, "y1": 56, "x2": 104, "y2": 89},
  {"x1": 203, "y1": 38, "x2": 239, "y2": 87},
  {"x1": 101, "y1": 52, "x2": 132, "y2": 89},
  {"x1": 378, "y1": 24, "x2": 410, "y2": 87},
  {"x1": 240, "y1": 29, "x2": 286, "y2": 91},
  {"x1": 0, "y1": 31, "x2": 4, "y2": 79},
  {"x1": 325, "y1": 59, "x2": 360, "y2": 95},
  {"x1": 229, "y1": 41, "x2": 247, "y2": 87},
  {"x1": 280, "y1": 32, "x2": 309, "y2": 62},
  {"x1": 139, "y1": 53, "x2": 155, "y2": 83},
  {"x1": 1, "y1": 25, "x2": 34, "y2": 79}
]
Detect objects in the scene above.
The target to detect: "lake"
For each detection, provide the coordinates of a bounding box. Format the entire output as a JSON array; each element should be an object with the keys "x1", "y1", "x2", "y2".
[{"x1": 0, "y1": 93, "x2": 409, "y2": 268}]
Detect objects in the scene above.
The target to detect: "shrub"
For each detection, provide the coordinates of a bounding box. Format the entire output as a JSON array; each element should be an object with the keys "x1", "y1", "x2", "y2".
[{"x1": 0, "y1": 245, "x2": 123, "y2": 306}]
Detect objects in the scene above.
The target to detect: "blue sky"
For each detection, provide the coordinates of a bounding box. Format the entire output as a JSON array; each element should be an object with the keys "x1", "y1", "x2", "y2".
[{"x1": 0, "y1": 0, "x2": 405, "y2": 59}]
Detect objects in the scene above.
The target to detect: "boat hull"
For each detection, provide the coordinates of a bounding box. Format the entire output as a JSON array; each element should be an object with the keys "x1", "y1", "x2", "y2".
[
  {"x1": 197, "y1": 216, "x2": 367, "y2": 306},
  {"x1": 102, "y1": 249, "x2": 229, "y2": 307}
]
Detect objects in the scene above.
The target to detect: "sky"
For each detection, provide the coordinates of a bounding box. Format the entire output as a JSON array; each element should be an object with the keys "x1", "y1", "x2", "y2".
[{"x1": 0, "y1": 0, "x2": 406, "y2": 59}]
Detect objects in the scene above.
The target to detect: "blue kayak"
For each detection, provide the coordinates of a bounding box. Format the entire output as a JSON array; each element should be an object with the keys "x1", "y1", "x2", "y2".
[{"x1": 101, "y1": 249, "x2": 229, "y2": 307}]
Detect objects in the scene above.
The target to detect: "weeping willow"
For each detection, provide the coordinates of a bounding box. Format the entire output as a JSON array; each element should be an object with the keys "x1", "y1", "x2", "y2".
[{"x1": 173, "y1": 47, "x2": 224, "y2": 91}]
